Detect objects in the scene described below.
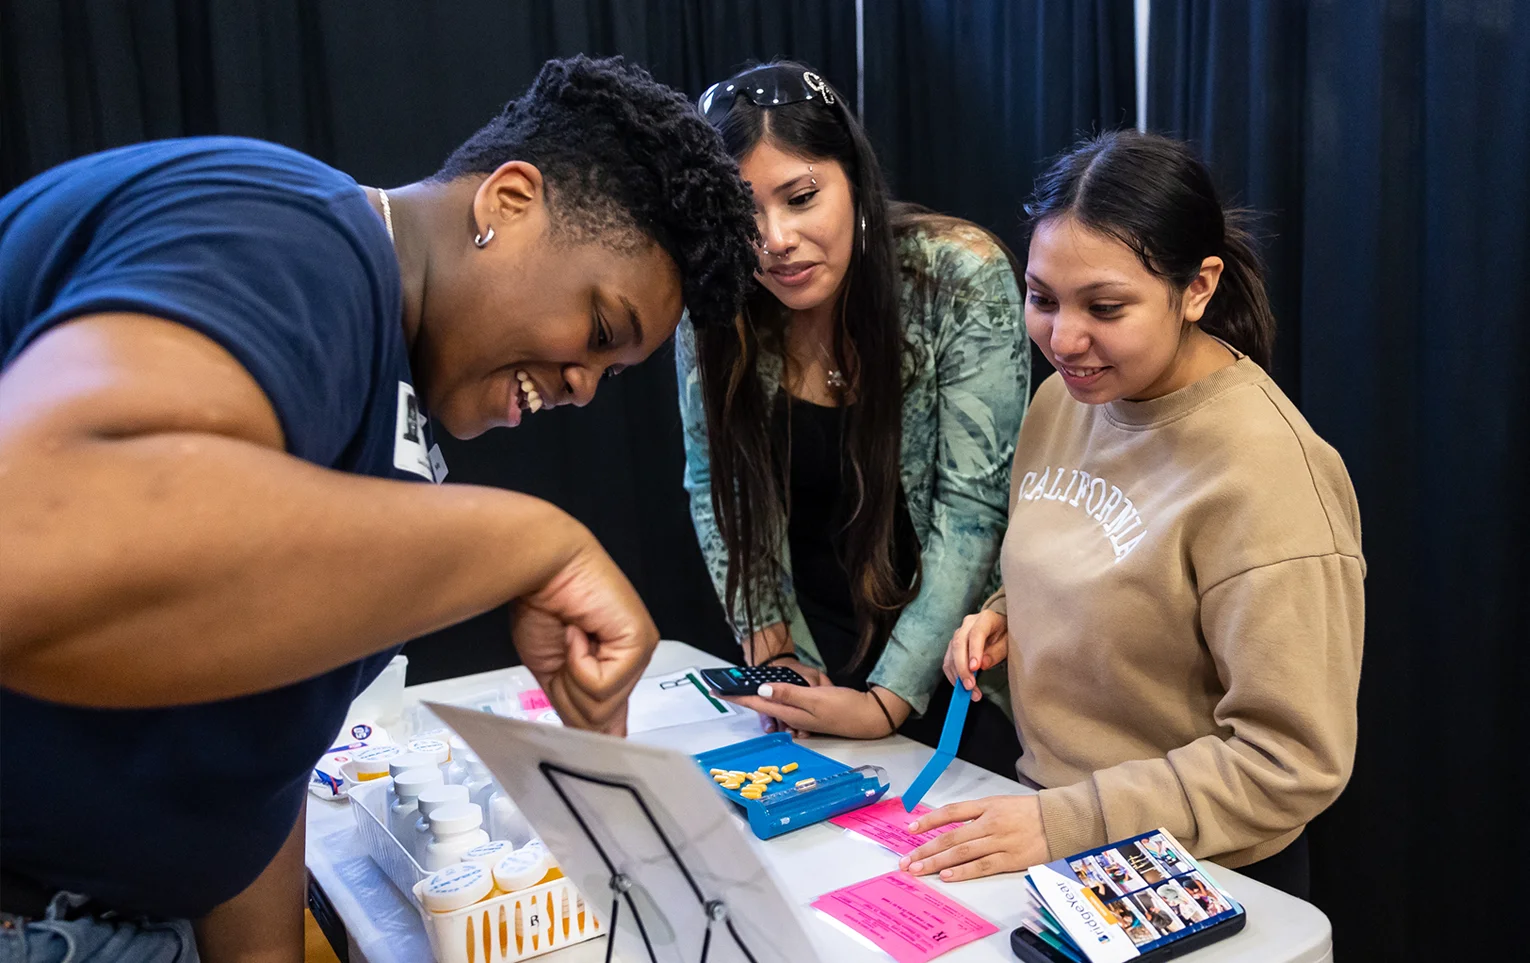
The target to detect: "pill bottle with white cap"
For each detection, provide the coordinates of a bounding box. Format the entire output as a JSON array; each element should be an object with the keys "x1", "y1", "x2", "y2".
[
  {"x1": 458, "y1": 838, "x2": 517, "y2": 871},
  {"x1": 407, "y1": 736, "x2": 452, "y2": 783},
  {"x1": 388, "y1": 768, "x2": 443, "y2": 848},
  {"x1": 491, "y1": 845, "x2": 550, "y2": 893},
  {"x1": 424, "y1": 802, "x2": 490, "y2": 872},
  {"x1": 420, "y1": 863, "x2": 493, "y2": 914},
  {"x1": 387, "y1": 752, "x2": 437, "y2": 780},
  {"x1": 412, "y1": 783, "x2": 470, "y2": 863},
  {"x1": 350, "y1": 744, "x2": 402, "y2": 783},
  {"x1": 485, "y1": 786, "x2": 534, "y2": 847},
  {"x1": 444, "y1": 736, "x2": 472, "y2": 785}
]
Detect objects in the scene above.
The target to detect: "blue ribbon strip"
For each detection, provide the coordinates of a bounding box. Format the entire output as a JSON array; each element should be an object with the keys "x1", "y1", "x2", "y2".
[{"x1": 902, "y1": 682, "x2": 971, "y2": 811}]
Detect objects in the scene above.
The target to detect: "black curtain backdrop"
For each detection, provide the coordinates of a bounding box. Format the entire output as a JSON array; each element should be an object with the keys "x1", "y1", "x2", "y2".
[
  {"x1": 862, "y1": 0, "x2": 1137, "y2": 386},
  {"x1": 1, "y1": 0, "x2": 859, "y2": 681},
  {"x1": 1150, "y1": 2, "x2": 1529, "y2": 960},
  {"x1": 1, "y1": 0, "x2": 1133, "y2": 683}
]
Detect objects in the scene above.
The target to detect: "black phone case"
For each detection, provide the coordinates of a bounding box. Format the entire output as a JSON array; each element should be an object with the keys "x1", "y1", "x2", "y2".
[
  {"x1": 1011, "y1": 912, "x2": 1246, "y2": 963},
  {"x1": 698, "y1": 666, "x2": 808, "y2": 696}
]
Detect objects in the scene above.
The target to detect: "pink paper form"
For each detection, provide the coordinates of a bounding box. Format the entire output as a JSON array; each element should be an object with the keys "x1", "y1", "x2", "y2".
[
  {"x1": 811, "y1": 871, "x2": 998, "y2": 963},
  {"x1": 518, "y1": 689, "x2": 552, "y2": 711},
  {"x1": 830, "y1": 797, "x2": 957, "y2": 856}
]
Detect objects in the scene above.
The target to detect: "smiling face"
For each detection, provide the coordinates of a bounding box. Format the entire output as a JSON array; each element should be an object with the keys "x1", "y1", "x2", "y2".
[
  {"x1": 414, "y1": 164, "x2": 684, "y2": 439},
  {"x1": 736, "y1": 137, "x2": 855, "y2": 313},
  {"x1": 1024, "y1": 214, "x2": 1226, "y2": 404}
]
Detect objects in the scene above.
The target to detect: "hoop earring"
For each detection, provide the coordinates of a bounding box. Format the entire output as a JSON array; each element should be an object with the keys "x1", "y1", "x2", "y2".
[{"x1": 473, "y1": 226, "x2": 495, "y2": 248}]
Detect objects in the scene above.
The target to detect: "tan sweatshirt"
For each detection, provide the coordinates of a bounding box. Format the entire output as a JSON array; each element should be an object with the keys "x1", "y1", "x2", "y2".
[{"x1": 986, "y1": 359, "x2": 1364, "y2": 868}]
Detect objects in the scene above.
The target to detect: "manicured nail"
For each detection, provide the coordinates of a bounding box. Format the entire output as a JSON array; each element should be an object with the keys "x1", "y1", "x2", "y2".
[
  {"x1": 899, "y1": 857, "x2": 911, "y2": 869},
  {"x1": 757, "y1": 684, "x2": 774, "y2": 698},
  {"x1": 907, "y1": 821, "x2": 920, "y2": 831},
  {"x1": 910, "y1": 861, "x2": 922, "y2": 872},
  {"x1": 941, "y1": 869, "x2": 952, "y2": 879}
]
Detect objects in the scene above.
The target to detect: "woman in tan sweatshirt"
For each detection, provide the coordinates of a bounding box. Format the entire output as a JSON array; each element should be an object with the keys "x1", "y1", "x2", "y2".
[{"x1": 899, "y1": 131, "x2": 1363, "y2": 899}]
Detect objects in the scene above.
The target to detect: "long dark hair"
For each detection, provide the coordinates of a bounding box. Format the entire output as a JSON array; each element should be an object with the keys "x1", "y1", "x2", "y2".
[
  {"x1": 1024, "y1": 130, "x2": 1276, "y2": 369},
  {"x1": 695, "y1": 63, "x2": 1016, "y2": 671}
]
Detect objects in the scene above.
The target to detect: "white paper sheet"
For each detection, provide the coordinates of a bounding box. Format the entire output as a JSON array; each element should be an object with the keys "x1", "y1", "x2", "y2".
[{"x1": 625, "y1": 667, "x2": 741, "y2": 734}]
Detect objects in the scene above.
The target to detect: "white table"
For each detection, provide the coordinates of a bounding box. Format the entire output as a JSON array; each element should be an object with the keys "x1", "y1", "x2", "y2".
[{"x1": 306, "y1": 641, "x2": 1333, "y2": 963}]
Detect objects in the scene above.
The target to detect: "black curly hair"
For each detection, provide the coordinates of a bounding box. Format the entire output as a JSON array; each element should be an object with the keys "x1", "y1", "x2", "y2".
[{"x1": 437, "y1": 55, "x2": 759, "y2": 331}]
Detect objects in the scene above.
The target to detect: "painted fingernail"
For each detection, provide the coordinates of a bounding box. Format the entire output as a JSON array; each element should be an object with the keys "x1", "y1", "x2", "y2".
[
  {"x1": 757, "y1": 684, "x2": 774, "y2": 698},
  {"x1": 941, "y1": 869, "x2": 953, "y2": 879},
  {"x1": 907, "y1": 822, "x2": 920, "y2": 831}
]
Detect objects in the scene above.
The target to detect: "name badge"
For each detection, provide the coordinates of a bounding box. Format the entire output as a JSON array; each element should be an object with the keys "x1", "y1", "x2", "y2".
[{"x1": 393, "y1": 382, "x2": 433, "y2": 481}]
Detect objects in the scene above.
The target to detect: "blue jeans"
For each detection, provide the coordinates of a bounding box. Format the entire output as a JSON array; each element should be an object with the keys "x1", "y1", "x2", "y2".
[{"x1": 0, "y1": 893, "x2": 198, "y2": 963}]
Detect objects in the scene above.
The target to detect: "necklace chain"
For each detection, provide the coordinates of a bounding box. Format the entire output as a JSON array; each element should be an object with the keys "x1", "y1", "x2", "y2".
[{"x1": 377, "y1": 188, "x2": 395, "y2": 244}]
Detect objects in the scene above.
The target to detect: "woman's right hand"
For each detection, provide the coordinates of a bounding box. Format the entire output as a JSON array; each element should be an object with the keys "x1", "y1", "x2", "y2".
[{"x1": 943, "y1": 609, "x2": 1010, "y2": 700}]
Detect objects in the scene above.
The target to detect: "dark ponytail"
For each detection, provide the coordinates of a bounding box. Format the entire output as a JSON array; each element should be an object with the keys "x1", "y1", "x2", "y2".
[{"x1": 1024, "y1": 130, "x2": 1276, "y2": 370}]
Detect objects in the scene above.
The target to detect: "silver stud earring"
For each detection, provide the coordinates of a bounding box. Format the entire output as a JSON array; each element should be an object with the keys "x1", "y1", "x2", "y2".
[
  {"x1": 473, "y1": 226, "x2": 495, "y2": 248},
  {"x1": 860, "y1": 211, "x2": 867, "y2": 255}
]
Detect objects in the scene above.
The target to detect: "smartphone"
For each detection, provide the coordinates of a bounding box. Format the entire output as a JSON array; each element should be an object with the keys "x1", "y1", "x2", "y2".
[{"x1": 1011, "y1": 910, "x2": 1246, "y2": 963}]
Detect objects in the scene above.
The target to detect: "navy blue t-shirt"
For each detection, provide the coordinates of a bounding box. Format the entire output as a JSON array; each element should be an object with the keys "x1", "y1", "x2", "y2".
[{"x1": 0, "y1": 138, "x2": 432, "y2": 918}]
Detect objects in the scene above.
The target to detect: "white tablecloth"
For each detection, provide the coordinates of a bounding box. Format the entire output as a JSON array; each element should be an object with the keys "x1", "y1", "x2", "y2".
[{"x1": 306, "y1": 641, "x2": 1332, "y2": 963}]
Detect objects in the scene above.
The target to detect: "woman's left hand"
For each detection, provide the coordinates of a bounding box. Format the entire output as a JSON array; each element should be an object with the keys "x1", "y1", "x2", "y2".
[
  {"x1": 722, "y1": 683, "x2": 910, "y2": 739},
  {"x1": 897, "y1": 794, "x2": 1049, "y2": 881}
]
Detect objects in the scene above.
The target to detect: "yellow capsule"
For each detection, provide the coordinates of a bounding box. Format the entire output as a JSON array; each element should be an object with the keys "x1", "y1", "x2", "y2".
[
  {"x1": 795, "y1": 777, "x2": 816, "y2": 789},
  {"x1": 760, "y1": 765, "x2": 779, "y2": 772},
  {"x1": 709, "y1": 769, "x2": 727, "y2": 776},
  {"x1": 729, "y1": 771, "x2": 747, "y2": 778},
  {"x1": 722, "y1": 779, "x2": 743, "y2": 790},
  {"x1": 740, "y1": 790, "x2": 764, "y2": 800},
  {"x1": 771, "y1": 772, "x2": 782, "y2": 782},
  {"x1": 781, "y1": 762, "x2": 799, "y2": 773},
  {"x1": 713, "y1": 774, "x2": 729, "y2": 783}
]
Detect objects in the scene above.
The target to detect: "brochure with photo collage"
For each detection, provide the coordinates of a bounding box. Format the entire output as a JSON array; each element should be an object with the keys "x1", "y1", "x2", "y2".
[{"x1": 1019, "y1": 828, "x2": 1245, "y2": 963}]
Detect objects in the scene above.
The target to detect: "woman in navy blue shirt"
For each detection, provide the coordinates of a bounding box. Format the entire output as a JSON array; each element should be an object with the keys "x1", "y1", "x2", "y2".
[{"x1": 0, "y1": 56, "x2": 758, "y2": 958}]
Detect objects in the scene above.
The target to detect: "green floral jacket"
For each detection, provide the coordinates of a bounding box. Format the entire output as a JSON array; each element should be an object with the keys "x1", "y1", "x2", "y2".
[{"x1": 676, "y1": 226, "x2": 1030, "y2": 715}]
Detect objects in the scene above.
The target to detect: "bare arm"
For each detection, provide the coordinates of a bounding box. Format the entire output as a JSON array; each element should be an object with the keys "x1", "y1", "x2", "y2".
[{"x1": 0, "y1": 314, "x2": 652, "y2": 715}]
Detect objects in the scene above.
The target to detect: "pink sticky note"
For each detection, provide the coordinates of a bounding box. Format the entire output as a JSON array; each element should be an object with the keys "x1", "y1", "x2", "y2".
[
  {"x1": 518, "y1": 689, "x2": 552, "y2": 711},
  {"x1": 811, "y1": 872, "x2": 998, "y2": 963},
  {"x1": 830, "y1": 797, "x2": 958, "y2": 856}
]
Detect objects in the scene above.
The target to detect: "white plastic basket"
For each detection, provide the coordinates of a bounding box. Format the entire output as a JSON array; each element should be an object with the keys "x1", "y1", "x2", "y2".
[
  {"x1": 350, "y1": 777, "x2": 603, "y2": 961},
  {"x1": 350, "y1": 776, "x2": 430, "y2": 903},
  {"x1": 411, "y1": 871, "x2": 603, "y2": 963}
]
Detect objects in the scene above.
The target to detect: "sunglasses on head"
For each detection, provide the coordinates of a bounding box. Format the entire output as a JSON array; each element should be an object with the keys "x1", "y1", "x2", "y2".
[{"x1": 698, "y1": 65, "x2": 839, "y2": 127}]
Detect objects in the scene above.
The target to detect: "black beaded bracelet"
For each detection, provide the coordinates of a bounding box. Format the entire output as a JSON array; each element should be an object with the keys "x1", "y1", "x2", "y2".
[{"x1": 868, "y1": 687, "x2": 899, "y2": 736}]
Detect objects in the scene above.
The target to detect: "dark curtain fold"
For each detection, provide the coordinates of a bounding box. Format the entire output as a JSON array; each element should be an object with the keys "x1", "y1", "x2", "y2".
[
  {"x1": 862, "y1": 0, "x2": 1138, "y2": 387},
  {"x1": 1150, "y1": 2, "x2": 1529, "y2": 959}
]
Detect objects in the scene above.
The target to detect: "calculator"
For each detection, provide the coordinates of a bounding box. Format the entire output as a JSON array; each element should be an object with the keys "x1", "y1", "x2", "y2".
[{"x1": 698, "y1": 665, "x2": 809, "y2": 696}]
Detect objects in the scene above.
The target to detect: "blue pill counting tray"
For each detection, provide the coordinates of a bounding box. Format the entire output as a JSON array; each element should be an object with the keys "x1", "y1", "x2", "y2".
[{"x1": 694, "y1": 733, "x2": 889, "y2": 840}]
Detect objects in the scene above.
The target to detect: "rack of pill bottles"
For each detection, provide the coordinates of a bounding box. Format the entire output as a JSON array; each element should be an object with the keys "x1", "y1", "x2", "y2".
[{"x1": 340, "y1": 685, "x2": 602, "y2": 962}]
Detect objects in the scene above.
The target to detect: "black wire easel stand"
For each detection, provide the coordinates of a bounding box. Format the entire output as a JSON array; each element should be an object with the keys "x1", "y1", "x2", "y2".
[{"x1": 539, "y1": 761, "x2": 763, "y2": 963}]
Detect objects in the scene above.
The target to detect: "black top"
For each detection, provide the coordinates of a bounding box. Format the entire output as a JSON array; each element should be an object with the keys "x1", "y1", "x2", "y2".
[{"x1": 771, "y1": 392, "x2": 918, "y2": 690}]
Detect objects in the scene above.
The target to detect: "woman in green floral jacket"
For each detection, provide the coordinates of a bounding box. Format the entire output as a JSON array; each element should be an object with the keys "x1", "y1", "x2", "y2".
[{"x1": 677, "y1": 62, "x2": 1029, "y2": 767}]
